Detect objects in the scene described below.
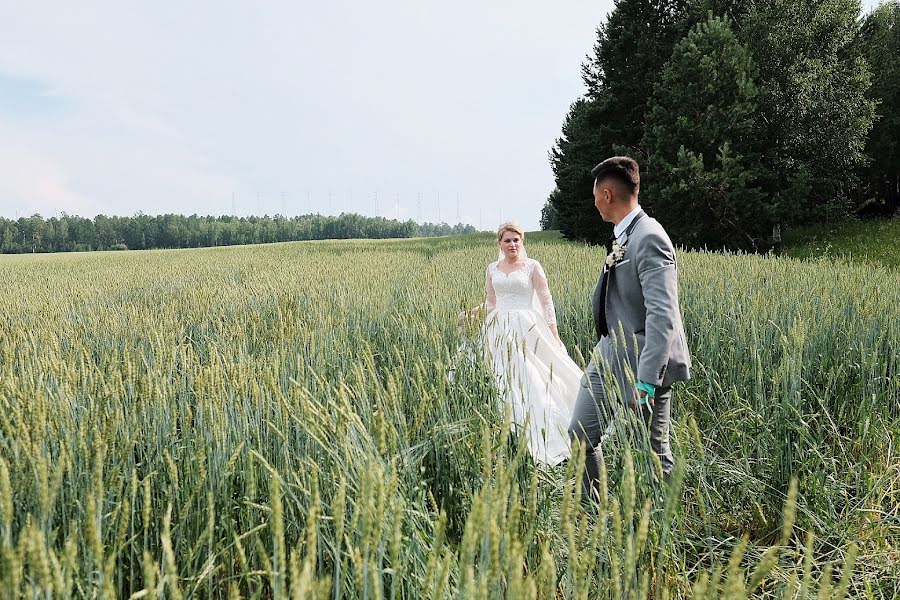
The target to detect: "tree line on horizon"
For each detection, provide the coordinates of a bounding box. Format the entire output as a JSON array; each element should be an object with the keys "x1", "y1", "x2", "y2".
[
  {"x1": 0, "y1": 212, "x2": 478, "y2": 254},
  {"x1": 544, "y1": 0, "x2": 900, "y2": 251}
]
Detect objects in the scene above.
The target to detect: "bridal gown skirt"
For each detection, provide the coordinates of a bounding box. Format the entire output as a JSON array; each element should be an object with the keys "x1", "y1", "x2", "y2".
[{"x1": 483, "y1": 308, "x2": 584, "y2": 466}]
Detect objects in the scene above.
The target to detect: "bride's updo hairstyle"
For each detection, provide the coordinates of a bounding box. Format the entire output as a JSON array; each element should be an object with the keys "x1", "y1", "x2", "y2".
[{"x1": 496, "y1": 222, "x2": 525, "y2": 242}]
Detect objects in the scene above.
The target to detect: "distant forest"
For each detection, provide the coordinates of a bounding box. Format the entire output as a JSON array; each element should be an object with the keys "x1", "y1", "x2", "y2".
[{"x1": 0, "y1": 213, "x2": 479, "y2": 254}]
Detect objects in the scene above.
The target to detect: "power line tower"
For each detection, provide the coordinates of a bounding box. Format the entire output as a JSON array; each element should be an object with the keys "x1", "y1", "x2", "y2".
[
  {"x1": 417, "y1": 192, "x2": 422, "y2": 222},
  {"x1": 396, "y1": 191, "x2": 400, "y2": 220}
]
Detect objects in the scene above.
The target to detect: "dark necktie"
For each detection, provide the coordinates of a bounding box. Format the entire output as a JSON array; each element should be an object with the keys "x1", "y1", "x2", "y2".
[
  {"x1": 597, "y1": 212, "x2": 644, "y2": 340},
  {"x1": 596, "y1": 234, "x2": 616, "y2": 338}
]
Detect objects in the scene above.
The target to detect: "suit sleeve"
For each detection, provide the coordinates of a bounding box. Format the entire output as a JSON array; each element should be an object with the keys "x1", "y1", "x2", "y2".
[{"x1": 636, "y1": 230, "x2": 680, "y2": 386}]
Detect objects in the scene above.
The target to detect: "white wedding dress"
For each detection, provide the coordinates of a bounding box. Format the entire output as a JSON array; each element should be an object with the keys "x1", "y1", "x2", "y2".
[{"x1": 483, "y1": 258, "x2": 583, "y2": 466}]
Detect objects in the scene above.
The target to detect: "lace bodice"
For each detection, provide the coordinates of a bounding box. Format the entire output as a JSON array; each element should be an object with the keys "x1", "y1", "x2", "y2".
[{"x1": 485, "y1": 259, "x2": 557, "y2": 326}]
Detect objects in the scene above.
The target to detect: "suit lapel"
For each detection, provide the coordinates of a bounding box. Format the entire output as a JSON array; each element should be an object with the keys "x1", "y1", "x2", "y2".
[
  {"x1": 623, "y1": 210, "x2": 646, "y2": 243},
  {"x1": 598, "y1": 211, "x2": 646, "y2": 339}
]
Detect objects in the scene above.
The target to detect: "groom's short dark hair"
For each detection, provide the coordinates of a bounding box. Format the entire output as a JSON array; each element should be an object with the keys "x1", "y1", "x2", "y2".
[{"x1": 591, "y1": 156, "x2": 640, "y2": 196}]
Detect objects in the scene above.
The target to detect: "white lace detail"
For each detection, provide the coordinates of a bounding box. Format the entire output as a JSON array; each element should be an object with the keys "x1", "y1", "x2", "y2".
[{"x1": 485, "y1": 259, "x2": 557, "y2": 326}]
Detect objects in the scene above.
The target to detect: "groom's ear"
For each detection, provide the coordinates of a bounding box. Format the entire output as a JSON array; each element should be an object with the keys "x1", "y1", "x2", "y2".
[
  {"x1": 594, "y1": 177, "x2": 613, "y2": 202},
  {"x1": 599, "y1": 177, "x2": 628, "y2": 203}
]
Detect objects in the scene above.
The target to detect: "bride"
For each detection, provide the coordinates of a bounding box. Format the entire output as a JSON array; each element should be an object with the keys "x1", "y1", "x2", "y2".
[{"x1": 483, "y1": 222, "x2": 584, "y2": 466}]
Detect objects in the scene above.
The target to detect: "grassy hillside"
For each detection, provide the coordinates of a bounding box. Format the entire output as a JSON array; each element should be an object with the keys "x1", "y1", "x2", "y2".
[
  {"x1": 780, "y1": 217, "x2": 900, "y2": 268},
  {"x1": 0, "y1": 234, "x2": 897, "y2": 597}
]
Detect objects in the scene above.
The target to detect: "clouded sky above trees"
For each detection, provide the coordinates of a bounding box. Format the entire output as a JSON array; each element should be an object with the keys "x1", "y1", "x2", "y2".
[{"x1": 0, "y1": 1, "x2": 881, "y2": 229}]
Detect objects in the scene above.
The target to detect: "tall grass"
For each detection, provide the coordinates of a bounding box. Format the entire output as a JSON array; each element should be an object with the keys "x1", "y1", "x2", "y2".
[{"x1": 0, "y1": 236, "x2": 896, "y2": 598}]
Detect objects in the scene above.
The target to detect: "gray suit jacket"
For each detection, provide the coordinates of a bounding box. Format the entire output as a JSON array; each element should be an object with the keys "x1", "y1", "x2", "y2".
[{"x1": 592, "y1": 211, "x2": 691, "y2": 387}]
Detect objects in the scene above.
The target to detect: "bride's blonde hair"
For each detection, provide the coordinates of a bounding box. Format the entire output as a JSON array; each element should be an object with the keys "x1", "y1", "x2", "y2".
[{"x1": 496, "y1": 221, "x2": 525, "y2": 242}]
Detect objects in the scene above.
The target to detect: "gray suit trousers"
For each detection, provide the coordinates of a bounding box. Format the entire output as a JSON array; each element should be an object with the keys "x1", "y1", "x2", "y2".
[{"x1": 568, "y1": 339, "x2": 674, "y2": 501}]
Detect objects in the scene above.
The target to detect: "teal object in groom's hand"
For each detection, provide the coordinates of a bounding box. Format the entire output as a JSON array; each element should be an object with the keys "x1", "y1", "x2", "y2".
[{"x1": 636, "y1": 380, "x2": 656, "y2": 402}]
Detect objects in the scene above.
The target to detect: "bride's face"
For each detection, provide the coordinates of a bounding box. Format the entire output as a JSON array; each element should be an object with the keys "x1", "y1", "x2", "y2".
[{"x1": 499, "y1": 232, "x2": 523, "y2": 260}]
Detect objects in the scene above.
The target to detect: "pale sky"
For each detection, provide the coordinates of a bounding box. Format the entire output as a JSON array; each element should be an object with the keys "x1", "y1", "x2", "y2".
[{"x1": 0, "y1": 1, "x2": 882, "y2": 230}]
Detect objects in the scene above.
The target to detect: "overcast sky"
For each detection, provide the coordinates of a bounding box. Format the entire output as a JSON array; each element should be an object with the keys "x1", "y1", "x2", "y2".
[{"x1": 0, "y1": 1, "x2": 882, "y2": 230}]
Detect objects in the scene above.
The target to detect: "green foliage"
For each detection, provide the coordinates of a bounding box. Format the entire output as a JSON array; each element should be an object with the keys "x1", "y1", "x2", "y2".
[
  {"x1": 732, "y1": 0, "x2": 875, "y2": 224},
  {"x1": 644, "y1": 15, "x2": 768, "y2": 250},
  {"x1": 0, "y1": 235, "x2": 897, "y2": 597},
  {"x1": 667, "y1": 0, "x2": 875, "y2": 245},
  {"x1": 859, "y1": 1, "x2": 900, "y2": 214},
  {"x1": 581, "y1": 0, "x2": 690, "y2": 148},
  {"x1": 548, "y1": 98, "x2": 612, "y2": 244},
  {"x1": 0, "y1": 213, "x2": 477, "y2": 254},
  {"x1": 550, "y1": 0, "x2": 879, "y2": 250},
  {"x1": 539, "y1": 193, "x2": 560, "y2": 231},
  {"x1": 549, "y1": 0, "x2": 690, "y2": 245}
]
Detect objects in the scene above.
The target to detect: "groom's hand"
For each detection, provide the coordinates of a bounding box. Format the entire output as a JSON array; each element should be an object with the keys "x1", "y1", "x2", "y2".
[
  {"x1": 633, "y1": 380, "x2": 656, "y2": 413},
  {"x1": 630, "y1": 390, "x2": 653, "y2": 412}
]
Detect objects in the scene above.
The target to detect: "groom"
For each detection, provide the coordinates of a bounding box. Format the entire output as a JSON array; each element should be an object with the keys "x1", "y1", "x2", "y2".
[{"x1": 569, "y1": 156, "x2": 691, "y2": 498}]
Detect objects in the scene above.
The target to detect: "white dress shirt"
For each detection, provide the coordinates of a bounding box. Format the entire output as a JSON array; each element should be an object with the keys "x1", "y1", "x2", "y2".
[{"x1": 614, "y1": 205, "x2": 642, "y2": 245}]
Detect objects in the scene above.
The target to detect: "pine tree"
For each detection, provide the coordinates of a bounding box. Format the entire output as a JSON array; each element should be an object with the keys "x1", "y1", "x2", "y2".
[
  {"x1": 549, "y1": 98, "x2": 610, "y2": 243},
  {"x1": 582, "y1": 0, "x2": 690, "y2": 151},
  {"x1": 549, "y1": 0, "x2": 689, "y2": 244},
  {"x1": 645, "y1": 15, "x2": 767, "y2": 250},
  {"x1": 539, "y1": 191, "x2": 560, "y2": 230},
  {"x1": 860, "y1": 1, "x2": 900, "y2": 214}
]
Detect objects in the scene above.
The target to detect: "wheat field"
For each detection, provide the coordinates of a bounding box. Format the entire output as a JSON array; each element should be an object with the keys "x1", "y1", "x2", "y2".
[{"x1": 0, "y1": 233, "x2": 897, "y2": 598}]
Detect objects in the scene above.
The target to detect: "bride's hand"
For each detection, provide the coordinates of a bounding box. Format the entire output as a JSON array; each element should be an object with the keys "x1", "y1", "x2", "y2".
[
  {"x1": 548, "y1": 324, "x2": 565, "y2": 348},
  {"x1": 457, "y1": 304, "x2": 486, "y2": 334}
]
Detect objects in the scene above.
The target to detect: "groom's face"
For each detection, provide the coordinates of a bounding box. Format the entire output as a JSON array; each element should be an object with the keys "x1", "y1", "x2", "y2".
[{"x1": 593, "y1": 177, "x2": 614, "y2": 222}]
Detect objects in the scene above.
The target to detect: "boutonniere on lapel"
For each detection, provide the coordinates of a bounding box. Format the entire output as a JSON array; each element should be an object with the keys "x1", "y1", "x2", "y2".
[{"x1": 605, "y1": 240, "x2": 627, "y2": 268}]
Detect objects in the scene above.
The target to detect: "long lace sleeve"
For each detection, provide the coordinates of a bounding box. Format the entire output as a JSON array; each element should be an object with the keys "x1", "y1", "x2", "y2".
[
  {"x1": 485, "y1": 263, "x2": 497, "y2": 313},
  {"x1": 531, "y1": 260, "x2": 557, "y2": 326}
]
